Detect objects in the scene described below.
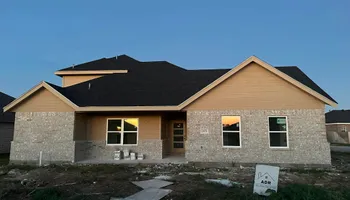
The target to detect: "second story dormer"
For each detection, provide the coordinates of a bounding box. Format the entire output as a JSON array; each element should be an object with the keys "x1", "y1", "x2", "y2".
[{"x1": 55, "y1": 54, "x2": 186, "y2": 87}]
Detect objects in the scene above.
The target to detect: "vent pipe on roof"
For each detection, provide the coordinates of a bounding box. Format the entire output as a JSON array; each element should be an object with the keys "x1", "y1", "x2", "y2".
[
  {"x1": 88, "y1": 83, "x2": 91, "y2": 90},
  {"x1": 72, "y1": 64, "x2": 75, "y2": 69}
]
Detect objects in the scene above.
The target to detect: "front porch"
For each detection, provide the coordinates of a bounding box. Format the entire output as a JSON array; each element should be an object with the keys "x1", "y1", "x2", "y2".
[
  {"x1": 74, "y1": 111, "x2": 187, "y2": 163},
  {"x1": 76, "y1": 155, "x2": 188, "y2": 165}
]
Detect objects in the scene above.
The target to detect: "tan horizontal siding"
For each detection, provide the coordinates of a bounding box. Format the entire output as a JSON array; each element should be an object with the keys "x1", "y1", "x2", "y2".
[
  {"x1": 185, "y1": 62, "x2": 324, "y2": 110},
  {"x1": 11, "y1": 88, "x2": 74, "y2": 112},
  {"x1": 87, "y1": 115, "x2": 161, "y2": 141},
  {"x1": 74, "y1": 113, "x2": 88, "y2": 140},
  {"x1": 62, "y1": 75, "x2": 102, "y2": 87}
]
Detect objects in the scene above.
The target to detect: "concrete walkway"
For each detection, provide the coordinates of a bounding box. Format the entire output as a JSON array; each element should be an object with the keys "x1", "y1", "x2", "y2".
[
  {"x1": 77, "y1": 155, "x2": 188, "y2": 165},
  {"x1": 331, "y1": 145, "x2": 350, "y2": 153}
]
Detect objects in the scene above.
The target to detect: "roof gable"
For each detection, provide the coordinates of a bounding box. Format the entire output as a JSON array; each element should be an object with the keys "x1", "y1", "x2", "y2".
[
  {"x1": 4, "y1": 82, "x2": 78, "y2": 112},
  {"x1": 183, "y1": 62, "x2": 325, "y2": 110},
  {"x1": 179, "y1": 56, "x2": 337, "y2": 109}
]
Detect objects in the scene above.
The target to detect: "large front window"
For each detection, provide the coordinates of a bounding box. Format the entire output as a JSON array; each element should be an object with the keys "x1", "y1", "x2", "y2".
[
  {"x1": 107, "y1": 119, "x2": 138, "y2": 145},
  {"x1": 268, "y1": 117, "x2": 288, "y2": 148},
  {"x1": 222, "y1": 116, "x2": 241, "y2": 147}
]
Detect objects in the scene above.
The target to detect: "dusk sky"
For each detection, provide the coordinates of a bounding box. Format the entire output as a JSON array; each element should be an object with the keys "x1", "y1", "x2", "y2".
[{"x1": 0, "y1": 0, "x2": 349, "y2": 110}]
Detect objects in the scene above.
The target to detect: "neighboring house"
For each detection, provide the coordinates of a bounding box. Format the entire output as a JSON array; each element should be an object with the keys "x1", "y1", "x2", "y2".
[
  {"x1": 0, "y1": 91, "x2": 15, "y2": 154},
  {"x1": 326, "y1": 110, "x2": 350, "y2": 144},
  {"x1": 3, "y1": 55, "x2": 337, "y2": 165}
]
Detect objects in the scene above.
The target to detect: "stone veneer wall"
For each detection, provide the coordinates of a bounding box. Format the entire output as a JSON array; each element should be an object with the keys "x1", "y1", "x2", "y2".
[
  {"x1": 186, "y1": 109, "x2": 331, "y2": 165},
  {"x1": 10, "y1": 112, "x2": 75, "y2": 164},
  {"x1": 74, "y1": 139, "x2": 163, "y2": 161}
]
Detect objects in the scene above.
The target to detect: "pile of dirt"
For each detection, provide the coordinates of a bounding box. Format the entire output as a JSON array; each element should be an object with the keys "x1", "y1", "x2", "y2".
[{"x1": 0, "y1": 152, "x2": 349, "y2": 199}]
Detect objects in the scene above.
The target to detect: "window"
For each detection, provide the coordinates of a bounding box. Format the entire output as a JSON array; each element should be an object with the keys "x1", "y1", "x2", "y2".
[
  {"x1": 107, "y1": 119, "x2": 138, "y2": 145},
  {"x1": 341, "y1": 126, "x2": 347, "y2": 132},
  {"x1": 222, "y1": 116, "x2": 241, "y2": 147},
  {"x1": 268, "y1": 117, "x2": 288, "y2": 148},
  {"x1": 173, "y1": 122, "x2": 185, "y2": 148}
]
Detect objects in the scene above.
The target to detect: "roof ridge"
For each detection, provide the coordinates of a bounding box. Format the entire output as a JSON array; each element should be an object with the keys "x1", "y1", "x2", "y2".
[
  {"x1": 108, "y1": 54, "x2": 140, "y2": 62},
  {"x1": 58, "y1": 58, "x2": 107, "y2": 71},
  {"x1": 141, "y1": 61, "x2": 186, "y2": 70}
]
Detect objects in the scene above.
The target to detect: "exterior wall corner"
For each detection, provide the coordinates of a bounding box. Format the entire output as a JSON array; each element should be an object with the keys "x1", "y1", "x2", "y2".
[{"x1": 10, "y1": 112, "x2": 76, "y2": 164}]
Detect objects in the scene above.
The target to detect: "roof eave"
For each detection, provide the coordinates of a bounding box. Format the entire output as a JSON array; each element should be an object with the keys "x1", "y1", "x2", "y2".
[
  {"x1": 76, "y1": 106, "x2": 180, "y2": 112},
  {"x1": 54, "y1": 70, "x2": 128, "y2": 77}
]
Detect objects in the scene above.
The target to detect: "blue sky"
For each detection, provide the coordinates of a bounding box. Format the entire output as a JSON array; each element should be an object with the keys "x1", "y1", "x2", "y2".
[{"x1": 0, "y1": 0, "x2": 349, "y2": 110}]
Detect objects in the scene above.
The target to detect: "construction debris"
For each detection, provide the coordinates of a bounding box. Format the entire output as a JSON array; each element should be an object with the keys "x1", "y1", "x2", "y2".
[
  {"x1": 132, "y1": 179, "x2": 173, "y2": 189},
  {"x1": 111, "y1": 178, "x2": 174, "y2": 200},
  {"x1": 154, "y1": 175, "x2": 172, "y2": 180},
  {"x1": 124, "y1": 188, "x2": 172, "y2": 200},
  {"x1": 205, "y1": 179, "x2": 240, "y2": 187}
]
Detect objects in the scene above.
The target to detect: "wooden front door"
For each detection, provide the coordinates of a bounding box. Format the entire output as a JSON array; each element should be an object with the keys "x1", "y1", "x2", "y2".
[{"x1": 171, "y1": 121, "x2": 186, "y2": 154}]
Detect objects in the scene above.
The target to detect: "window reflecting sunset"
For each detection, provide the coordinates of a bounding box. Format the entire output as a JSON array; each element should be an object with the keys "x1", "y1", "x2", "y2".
[
  {"x1": 222, "y1": 116, "x2": 240, "y2": 131},
  {"x1": 124, "y1": 118, "x2": 138, "y2": 128}
]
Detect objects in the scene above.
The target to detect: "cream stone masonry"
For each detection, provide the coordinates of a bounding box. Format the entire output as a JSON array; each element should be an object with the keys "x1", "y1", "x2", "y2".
[
  {"x1": 74, "y1": 139, "x2": 163, "y2": 161},
  {"x1": 10, "y1": 112, "x2": 76, "y2": 163},
  {"x1": 186, "y1": 109, "x2": 331, "y2": 165}
]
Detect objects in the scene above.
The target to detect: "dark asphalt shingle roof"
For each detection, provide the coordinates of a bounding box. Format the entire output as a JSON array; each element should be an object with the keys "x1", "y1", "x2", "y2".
[
  {"x1": 0, "y1": 92, "x2": 15, "y2": 122},
  {"x1": 58, "y1": 68, "x2": 229, "y2": 106},
  {"x1": 48, "y1": 56, "x2": 336, "y2": 107},
  {"x1": 275, "y1": 66, "x2": 337, "y2": 103},
  {"x1": 326, "y1": 110, "x2": 350, "y2": 123},
  {"x1": 58, "y1": 55, "x2": 185, "y2": 72}
]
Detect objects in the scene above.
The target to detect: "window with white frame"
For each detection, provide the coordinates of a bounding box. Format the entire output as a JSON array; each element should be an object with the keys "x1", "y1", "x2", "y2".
[
  {"x1": 107, "y1": 119, "x2": 138, "y2": 145},
  {"x1": 341, "y1": 126, "x2": 347, "y2": 132},
  {"x1": 222, "y1": 116, "x2": 241, "y2": 147},
  {"x1": 268, "y1": 117, "x2": 288, "y2": 147}
]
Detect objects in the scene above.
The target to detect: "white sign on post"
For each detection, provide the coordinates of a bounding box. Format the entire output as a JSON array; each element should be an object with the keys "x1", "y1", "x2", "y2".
[{"x1": 253, "y1": 164, "x2": 280, "y2": 196}]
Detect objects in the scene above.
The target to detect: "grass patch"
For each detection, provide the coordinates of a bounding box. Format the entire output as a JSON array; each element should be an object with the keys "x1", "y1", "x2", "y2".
[
  {"x1": 270, "y1": 184, "x2": 350, "y2": 200},
  {"x1": 3, "y1": 164, "x2": 37, "y2": 171},
  {"x1": 171, "y1": 183, "x2": 262, "y2": 200},
  {"x1": 282, "y1": 168, "x2": 330, "y2": 174},
  {"x1": 331, "y1": 143, "x2": 350, "y2": 147},
  {"x1": 0, "y1": 154, "x2": 9, "y2": 166},
  {"x1": 0, "y1": 182, "x2": 28, "y2": 199},
  {"x1": 31, "y1": 188, "x2": 64, "y2": 200},
  {"x1": 173, "y1": 184, "x2": 350, "y2": 200}
]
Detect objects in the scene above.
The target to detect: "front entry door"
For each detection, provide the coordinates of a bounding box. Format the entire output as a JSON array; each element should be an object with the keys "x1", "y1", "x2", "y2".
[{"x1": 171, "y1": 121, "x2": 186, "y2": 154}]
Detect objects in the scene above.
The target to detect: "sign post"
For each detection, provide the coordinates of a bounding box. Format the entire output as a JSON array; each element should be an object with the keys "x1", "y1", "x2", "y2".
[{"x1": 253, "y1": 164, "x2": 280, "y2": 196}]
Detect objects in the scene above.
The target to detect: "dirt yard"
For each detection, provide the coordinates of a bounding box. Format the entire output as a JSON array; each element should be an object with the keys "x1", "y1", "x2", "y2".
[{"x1": 0, "y1": 152, "x2": 350, "y2": 200}]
